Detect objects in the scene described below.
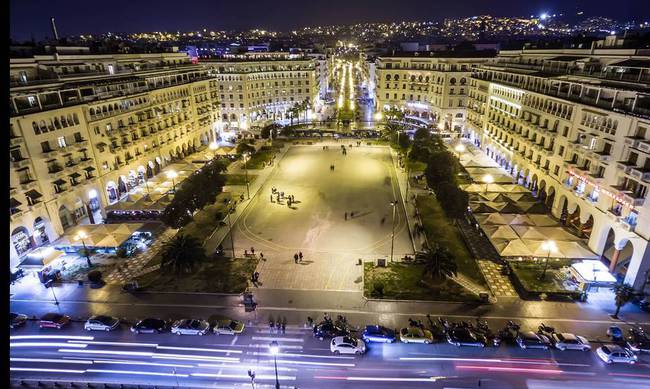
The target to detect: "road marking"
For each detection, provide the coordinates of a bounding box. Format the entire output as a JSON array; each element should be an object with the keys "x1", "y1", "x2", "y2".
[
  {"x1": 91, "y1": 359, "x2": 193, "y2": 368},
  {"x1": 197, "y1": 363, "x2": 296, "y2": 372},
  {"x1": 251, "y1": 351, "x2": 355, "y2": 359},
  {"x1": 10, "y1": 358, "x2": 92, "y2": 365},
  {"x1": 252, "y1": 336, "x2": 304, "y2": 342},
  {"x1": 266, "y1": 359, "x2": 356, "y2": 367},
  {"x1": 314, "y1": 375, "x2": 442, "y2": 382},
  {"x1": 456, "y1": 365, "x2": 596, "y2": 375},
  {"x1": 191, "y1": 372, "x2": 296, "y2": 381},
  {"x1": 398, "y1": 357, "x2": 591, "y2": 367},
  {"x1": 156, "y1": 345, "x2": 242, "y2": 354},
  {"x1": 152, "y1": 353, "x2": 240, "y2": 363}
]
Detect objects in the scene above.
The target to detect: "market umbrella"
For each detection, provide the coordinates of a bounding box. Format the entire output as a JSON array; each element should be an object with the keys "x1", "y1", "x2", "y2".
[
  {"x1": 499, "y1": 239, "x2": 533, "y2": 257},
  {"x1": 484, "y1": 225, "x2": 519, "y2": 240},
  {"x1": 509, "y1": 215, "x2": 536, "y2": 226},
  {"x1": 471, "y1": 202, "x2": 500, "y2": 213}
]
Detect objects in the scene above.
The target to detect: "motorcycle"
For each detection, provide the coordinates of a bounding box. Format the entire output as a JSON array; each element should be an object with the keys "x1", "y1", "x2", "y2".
[
  {"x1": 472, "y1": 319, "x2": 501, "y2": 347},
  {"x1": 538, "y1": 323, "x2": 555, "y2": 337},
  {"x1": 607, "y1": 326, "x2": 623, "y2": 342},
  {"x1": 498, "y1": 320, "x2": 521, "y2": 345}
]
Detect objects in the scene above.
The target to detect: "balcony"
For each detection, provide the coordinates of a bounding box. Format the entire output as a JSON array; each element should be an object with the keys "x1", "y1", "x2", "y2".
[
  {"x1": 615, "y1": 160, "x2": 635, "y2": 174},
  {"x1": 10, "y1": 136, "x2": 24, "y2": 146},
  {"x1": 623, "y1": 193, "x2": 646, "y2": 207},
  {"x1": 11, "y1": 159, "x2": 30, "y2": 169},
  {"x1": 629, "y1": 167, "x2": 650, "y2": 182},
  {"x1": 638, "y1": 141, "x2": 650, "y2": 154},
  {"x1": 19, "y1": 180, "x2": 37, "y2": 191},
  {"x1": 618, "y1": 217, "x2": 636, "y2": 232},
  {"x1": 74, "y1": 139, "x2": 89, "y2": 149},
  {"x1": 624, "y1": 137, "x2": 640, "y2": 148},
  {"x1": 42, "y1": 149, "x2": 59, "y2": 158}
]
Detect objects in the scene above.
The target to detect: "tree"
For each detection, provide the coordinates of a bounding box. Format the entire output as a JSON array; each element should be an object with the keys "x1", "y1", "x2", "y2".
[
  {"x1": 397, "y1": 132, "x2": 411, "y2": 150},
  {"x1": 434, "y1": 181, "x2": 469, "y2": 219},
  {"x1": 384, "y1": 106, "x2": 404, "y2": 121},
  {"x1": 160, "y1": 234, "x2": 206, "y2": 275},
  {"x1": 611, "y1": 282, "x2": 636, "y2": 319},
  {"x1": 413, "y1": 127, "x2": 431, "y2": 142},
  {"x1": 424, "y1": 151, "x2": 457, "y2": 186},
  {"x1": 236, "y1": 141, "x2": 255, "y2": 156},
  {"x1": 418, "y1": 244, "x2": 458, "y2": 281}
]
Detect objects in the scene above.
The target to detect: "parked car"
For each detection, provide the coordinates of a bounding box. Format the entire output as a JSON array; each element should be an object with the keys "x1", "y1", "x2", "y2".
[
  {"x1": 626, "y1": 328, "x2": 650, "y2": 353},
  {"x1": 447, "y1": 327, "x2": 488, "y2": 347},
  {"x1": 171, "y1": 319, "x2": 210, "y2": 336},
  {"x1": 330, "y1": 336, "x2": 366, "y2": 355},
  {"x1": 639, "y1": 299, "x2": 650, "y2": 313},
  {"x1": 607, "y1": 326, "x2": 624, "y2": 342},
  {"x1": 516, "y1": 331, "x2": 551, "y2": 350},
  {"x1": 131, "y1": 318, "x2": 169, "y2": 334},
  {"x1": 10, "y1": 313, "x2": 28, "y2": 329},
  {"x1": 400, "y1": 327, "x2": 434, "y2": 344},
  {"x1": 596, "y1": 344, "x2": 638, "y2": 364},
  {"x1": 313, "y1": 321, "x2": 349, "y2": 341},
  {"x1": 551, "y1": 333, "x2": 591, "y2": 351},
  {"x1": 84, "y1": 315, "x2": 120, "y2": 332},
  {"x1": 39, "y1": 313, "x2": 70, "y2": 329},
  {"x1": 361, "y1": 325, "x2": 396, "y2": 343},
  {"x1": 213, "y1": 319, "x2": 245, "y2": 335}
]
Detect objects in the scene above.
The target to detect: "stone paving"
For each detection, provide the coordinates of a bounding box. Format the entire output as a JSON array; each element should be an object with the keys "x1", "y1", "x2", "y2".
[
  {"x1": 103, "y1": 228, "x2": 176, "y2": 284},
  {"x1": 478, "y1": 259, "x2": 519, "y2": 297}
]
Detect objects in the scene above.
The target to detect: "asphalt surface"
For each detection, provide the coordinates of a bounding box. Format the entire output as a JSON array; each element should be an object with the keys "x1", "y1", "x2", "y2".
[{"x1": 10, "y1": 320, "x2": 650, "y2": 388}]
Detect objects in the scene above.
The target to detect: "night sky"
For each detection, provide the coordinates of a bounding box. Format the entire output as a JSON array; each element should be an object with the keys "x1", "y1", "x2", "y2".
[{"x1": 10, "y1": 0, "x2": 650, "y2": 41}]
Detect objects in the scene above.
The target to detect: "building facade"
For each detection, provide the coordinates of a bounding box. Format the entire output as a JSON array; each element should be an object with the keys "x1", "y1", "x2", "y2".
[
  {"x1": 374, "y1": 53, "x2": 494, "y2": 131},
  {"x1": 9, "y1": 52, "x2": 320, "y2": 268},
  {"x1": 465, "y1": 46, "x2": 650, "y2": 291}
]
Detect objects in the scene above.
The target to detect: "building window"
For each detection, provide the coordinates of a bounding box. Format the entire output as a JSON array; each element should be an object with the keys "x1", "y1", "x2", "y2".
[{"x1": 57, "y1": 136, "x2": 67, "y2": 148}]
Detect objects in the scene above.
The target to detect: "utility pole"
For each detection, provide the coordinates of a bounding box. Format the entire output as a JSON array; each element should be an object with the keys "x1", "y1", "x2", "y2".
[
  {"x1": 227, "y1": 206, "x2": 236, "y2": 258},
  {"x1": 390, "y1": 200, "x2": 397, "y2": 262}
]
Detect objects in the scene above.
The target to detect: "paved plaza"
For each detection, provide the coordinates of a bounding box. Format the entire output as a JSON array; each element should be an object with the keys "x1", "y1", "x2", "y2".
[{"x1": 228, "y1": 144, "x2": 413, "y2": 291}]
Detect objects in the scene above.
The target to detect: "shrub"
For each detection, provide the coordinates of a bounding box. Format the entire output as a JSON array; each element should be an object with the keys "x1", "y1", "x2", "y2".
[
  {"x1": 372, "y1": 282, "x2": 385, "y2": 298},
  {"x1": 116, "y1": 247, "x2": 129, "y2": 258},
  {"x1": 88, "y1": 270, "x2": 102, "y2": 283}
]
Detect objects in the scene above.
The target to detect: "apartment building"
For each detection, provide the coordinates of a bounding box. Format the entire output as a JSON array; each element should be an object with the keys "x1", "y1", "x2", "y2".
[
  {"x1": 9, "y1": 51, "x2": 320, "y2": 268},
  {"x1": 374, "y1": 52, "x2": 494, "y2": 131},
  {"x1": 203, "y1": 54, "x2": 321, "y2": 130},
  {"x1": 465, "y1": 46, "x2": 650, "y2": 290}
]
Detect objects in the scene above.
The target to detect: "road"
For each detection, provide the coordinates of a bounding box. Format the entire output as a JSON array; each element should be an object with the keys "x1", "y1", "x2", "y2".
[{"x1": 10, "y1": 320, "x2": 650, "y2": 388}]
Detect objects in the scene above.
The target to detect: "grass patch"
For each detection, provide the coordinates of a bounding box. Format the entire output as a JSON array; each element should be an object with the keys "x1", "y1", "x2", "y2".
[
  {"x1": 415, "y1": 194, "x2": 487, "y2": 287},
  {"x1": 225, "y1": 174, "x2": 258, "y2": 186},
  {"x1": 509, "y1": 261, "x2": 580, "y2": 294},
  {"x1": 247, "y1": 148, "x2": 276, "y2": 169},
  {"x1": 407, "y1": 160, "x2": 427, "y2": 173},
  {"x1": 61, "y1": 262, "x2": 117, "y2": 282},
  {"x1": 137, "y1": 257, "x2": 259, "y2": 293},
  {"x1": 364, "y1": 262, "x2": 479, "y2": 302},
  {"x1": 180, "y1": 192, "x2": 234, "y2": 243}
]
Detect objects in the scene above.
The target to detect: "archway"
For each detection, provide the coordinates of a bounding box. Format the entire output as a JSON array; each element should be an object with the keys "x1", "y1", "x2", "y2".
[
  {"x1": 538, "y1": 180, "x2": 547, "y2": 202},
  {"x1": 580, "y1": 214, "x2": 594, "y2": 239},
  {"x1": 567, "y1": 203, "x2": 581, "y2": 232},
  {"x1": 117, "y1": 176, "x2": 128, "y2": 196},
  {"x1": 146, "y1": 161, "x2": 154, "y2": 178},
  {"x1": 11, "y1": 226, "x2": 33, "y2": 257},
  {"x1": 601, "y1": 228, "x2": 634, "y2": 281},
  {"x1": 557, "y1": 194, "x2": 569, "y2": 224},
  {"x1": 106, "y1": 181, "x2": 118, "y2": 204},
  {"x1": 58, "y1": 205, "x2": 73, "y2": 230},
  {"x1": 546, "y1": 185, "x2": 556, "y2": 210},
  {"x1": 137, "y1": 166, "x2": 146, "y2": 183},
  {"x1": 33, "y1": 217, "x2": 50, "y2": 246}
]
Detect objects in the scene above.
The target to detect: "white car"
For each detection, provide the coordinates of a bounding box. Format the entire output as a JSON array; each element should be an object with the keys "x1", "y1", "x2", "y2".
[
  {"x1": 551, "y1": 333, "x2": 591, "y2": 351},
  {"x1": 171, "y1": 319, "x2": 210, "y2": 336},
  {"x1": 330, "y1": 336, "x2": 366, "y2": 355},
  {"x1": 84, "y1": 315, "x2": 120, "y2": 332},
  {"x1": 596, "y1": 344, "x2": 638, "y2": 364}
]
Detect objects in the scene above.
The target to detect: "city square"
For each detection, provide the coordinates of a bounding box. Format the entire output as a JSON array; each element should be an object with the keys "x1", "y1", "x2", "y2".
[{"x1": 8, "y1": 1, "x2": 650, "y2": 388}]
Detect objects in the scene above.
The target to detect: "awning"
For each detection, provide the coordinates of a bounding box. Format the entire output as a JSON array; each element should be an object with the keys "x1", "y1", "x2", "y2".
[
  {"x1": 69, "y1": 172, "x2": 82, "y2": 178},
  {"x1": 10, "y1": 197, "x2": 22, "y2": 208},
  {"x1": 83, "y1": 166, "x2": 96, "y2": 172},
  {"x1": 25, "y1": 189, "x2": 42, "y2": 200},
  {"x1": 53, "y1": 179, "x2": 66, "y2": 185}
]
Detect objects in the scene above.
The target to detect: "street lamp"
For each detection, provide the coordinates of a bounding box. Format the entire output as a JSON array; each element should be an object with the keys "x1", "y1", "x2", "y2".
[
  {"x1": 269, "y1": 341, "x2": 280, "y2": 389},
  {"x1": 389, "y1": 200, "x2": 398, "y2": 262},
  {"x1": 166, "y1": 170, "x2": 178, "y2": 193},
  {"x1": 227, "y1": 205, "x2": 236, "y2": 259},
  {"x1": 482, "y1": 174, "x2": 494, "y2": 194},
  {"x1": 374, "y1": 111, "x2": 383, "y2": 121},
  {"x1": 74, "y1": 230, "x2": 92, "y2": 268},
  {"x1": 539, "y1": 240, "x2": 557, "y2": 280},
  {"x1": 243, "y1": 152, "x2": 251, "y2": 200}
]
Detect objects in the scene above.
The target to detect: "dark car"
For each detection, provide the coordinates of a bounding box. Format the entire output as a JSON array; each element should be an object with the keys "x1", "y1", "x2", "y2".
[
  {"x1": 517, "y1": 331, "x2": 551, "y2": 350},
  {"x1": 362, "y1": 325, "x2": 396, "y2": 343},
  {"x1": 627, "y1": 329, "x2": 650, "y2": 353},
  {"x1": 131, "y1": 318, "x2": 169, "y2": 334},
  {"x1": 39, "y1": 313, "x2": 70, "y2": 329},
  {"x1": 639, "y1": 300, "x2": 650, "y2": 312},
  {"x1": 446, "y1": 327, "x2": 488, "y2": 347},
  {"x1": 313, "y1": 321, "x2": 349, "y2": 341},
  {"x1": 10, "y1": 313, "x2": 28, "y2": 329}
]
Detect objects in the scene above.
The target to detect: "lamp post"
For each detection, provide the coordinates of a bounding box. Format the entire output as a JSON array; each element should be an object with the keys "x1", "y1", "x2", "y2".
[
  {"x1": 75, "y1": 230, "x2": 92, "y2": 268},
  {"x1": 166, "y1": 170, "x2": 178, "y2": 193},
  {"x1": 227, "y1": 205, "x2": 236, "y2": 259},
  {"x1": 539, "y1": 240, "x2": 557, "y2": 280},
  {"x1": 389, "y1": 200, "x2": 397, "y2": 262},
  {"x1": 482, "y1": 174, "x2": 494, "y2": 194},
  {"x1": 269, "y1": 341, "x2": 280, "y2": 389},
  {"x1": 243, "y1": 152, "x2": 251, "y2": 200},
  {"x1": 209, "y1": 141, "x2": 218, "y2": 157}
]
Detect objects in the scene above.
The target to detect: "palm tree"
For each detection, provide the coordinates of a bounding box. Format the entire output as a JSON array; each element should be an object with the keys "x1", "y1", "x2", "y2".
[
  {"x1": 417, "y1": 244, "x2": 458, "y2": 281},
  {"x1": 160, "y1": 234, "x2": 206, "y2": 275},
  {"x1": 611, "y1": 282, "x2": 636, "y2": 319}
]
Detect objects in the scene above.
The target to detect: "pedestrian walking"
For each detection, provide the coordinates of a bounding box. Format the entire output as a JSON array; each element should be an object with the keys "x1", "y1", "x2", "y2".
[
  {"x1": 350, "y1": 211, "x2": 355, "y2": 218},
  {"x1": 269, "y1": 320, "x2": 275, "y2": 334},
  {"x1": 344, "y1": 212, "x2": 348, "y2": 220},
  {"x1": 250, "y1": 247, "x2": 255, "y2": 255},
  {"x1": 254, "y1": 271, "x2": 260, "y2": 282},
  {"x1": 381, "y1": 217, "x2": 386, "y2": 225},
  {"x1": 244, "y1": 249, "x2": 248, "y2": 257},
  {"x1": 281, "y1": 322, "x2": 286, "y2": 334},
  {"x1": 270, "y1": 194, "x2": 274, "y2": 203},
  {"x1": 299, "y1": 251, "x2": 303, "y2": 261},
  {"x1": 260, "y1": 252, "x2": 264, "y2": 261},
  {"x1": 294, "y1": 253, "x2": 299, "y2": 263}
]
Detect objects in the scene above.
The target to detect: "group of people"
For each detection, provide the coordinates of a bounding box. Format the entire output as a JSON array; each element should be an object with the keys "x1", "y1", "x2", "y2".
[
  {"x1": 243, "y1": 246, "x2": 263, "y2": 260},
  {"x1": 269, "y1": 317, "x2": 287, "y2": 334},
  {"x1": 293, "y1": 251, "x2": 304, "y2": 263},
  {"x1": 270, "y1": 187, "x2": 296, "y2": 206},
  {"x1": 341, "y1": 145, "x2": 348, "y2": 155}
]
